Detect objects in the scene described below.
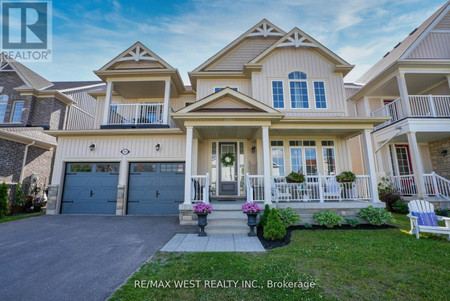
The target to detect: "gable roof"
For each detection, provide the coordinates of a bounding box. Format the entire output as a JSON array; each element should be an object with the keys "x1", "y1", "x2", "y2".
[
  {"x1": 246, "y1": 27, "x2": 354, "y2": 75},
  {"x1": 98, "y1": 41, "x2": 175, "y2": 71},
  {"x1": 192, "y1": 19, "x2": 285, "y2": 72},
  {"x1": 356, "y1": 1, "x2": 450, "y2": 85},
  {"x1": 176, "y1": 87, "x2": 280, "y2": 114},
  {"x1": 0, "y1": 54, "x2": 52, "y2": 90}
]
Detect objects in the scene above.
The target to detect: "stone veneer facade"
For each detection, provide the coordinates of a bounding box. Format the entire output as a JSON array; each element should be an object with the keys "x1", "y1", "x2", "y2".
[{"x1": 429, "y1": 137, "x2": 450, "y2": 180}]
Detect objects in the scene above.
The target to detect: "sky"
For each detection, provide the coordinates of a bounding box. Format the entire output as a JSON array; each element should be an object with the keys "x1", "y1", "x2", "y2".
[{"x1": 21, "y1": 0, "x2": 448, "y2": 85}]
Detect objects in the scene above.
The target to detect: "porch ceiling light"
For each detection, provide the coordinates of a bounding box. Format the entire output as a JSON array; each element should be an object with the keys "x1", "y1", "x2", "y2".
[{"x1": 155, "y1": 143, "x2": 161, "y2": 151}]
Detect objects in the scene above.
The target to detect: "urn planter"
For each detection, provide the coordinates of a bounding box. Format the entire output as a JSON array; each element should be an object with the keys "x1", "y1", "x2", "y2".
[
  {"x1": 196, "y1": 213, "x2": 209, "y2": 236},
  {"x1": 246, "y1": 212, "x2": 259, "y2": 236}
]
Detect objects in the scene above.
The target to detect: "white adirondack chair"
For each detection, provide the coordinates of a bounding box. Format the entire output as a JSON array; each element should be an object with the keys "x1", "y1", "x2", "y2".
[
  {"x1": 407, "y1": 200, "x2": 450, "y2": 240},
  {"x1": 271, "y1": 178, "x2": 291, "y2": 202},
  {"x1": 323, "y1": 177, "x2": 342, "y2": 201}
]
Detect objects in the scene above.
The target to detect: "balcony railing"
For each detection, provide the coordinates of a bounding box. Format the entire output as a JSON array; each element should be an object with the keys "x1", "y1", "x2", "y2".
[
  {"x1": 372, "y1": 95, "x2": 450, "y2": 130},
  {"x1": 108, "y1": 103, "x2": 164, "y2": 125}
]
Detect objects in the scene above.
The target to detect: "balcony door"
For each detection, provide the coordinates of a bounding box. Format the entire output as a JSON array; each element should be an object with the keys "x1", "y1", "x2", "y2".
[{"x1": 219, "y1": 142, "x2": 238, "y2": 195}]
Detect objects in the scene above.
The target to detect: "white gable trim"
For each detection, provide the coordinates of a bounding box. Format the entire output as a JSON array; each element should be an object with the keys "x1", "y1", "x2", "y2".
[
  {"x1": 401, "y1": 4, "x2": 450, "y2": 59},
  {"x1": 247, "y1": 22, "x2": 284, "y2": 38},
  {"x1": 277, "y1": 32, "x2": 318, "y2": 48},
  {"x1": 117, "y1": 45, "x2": 159, "y2": 62}
]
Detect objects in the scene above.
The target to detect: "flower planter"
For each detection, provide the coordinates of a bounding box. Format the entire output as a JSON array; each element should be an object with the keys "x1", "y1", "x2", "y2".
[
  {"x1": 196, "y1": 213, "x2": 209, "y2": 236},
  {"x1": 246, "y1": 212, "x2": 259, "y2": 236}
]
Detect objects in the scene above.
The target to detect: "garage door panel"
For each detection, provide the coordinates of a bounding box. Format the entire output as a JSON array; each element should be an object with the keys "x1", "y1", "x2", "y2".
[
  {"x1": 61, "y1": 163, "x2": 119, "y2": 215},
  {"x1": 127, "y1": 163, "x2": 184, "y2": 215}
]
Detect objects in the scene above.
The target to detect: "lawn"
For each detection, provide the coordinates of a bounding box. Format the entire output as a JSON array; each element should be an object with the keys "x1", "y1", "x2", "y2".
[
  {"x1": 111, "y1": 214, "x2": 450, "y2": 301},
  {"x1": 0, "y1": 212, "x2": 43, "y2": 223}
]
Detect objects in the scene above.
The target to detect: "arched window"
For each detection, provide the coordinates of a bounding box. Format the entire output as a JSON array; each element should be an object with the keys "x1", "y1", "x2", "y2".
[
  {"x1": 288, "y1": 71, "x2": 309, "y2": 108},
  {"x1": 0, "y1": 94, "x2": 8, "y2": 123}
]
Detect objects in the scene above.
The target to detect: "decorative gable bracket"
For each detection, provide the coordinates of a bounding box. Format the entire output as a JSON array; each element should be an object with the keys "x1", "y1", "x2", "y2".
[
  {"x1": 247, "y1": 22, "x2": 284, "y2": 38},
  {"x1": 0, "y1": 55, "x2": 13, "y2": 71},
  {"x1": 117, "y1": 45, "x2": 158, "y2": 62},
  {"x1": 277, "y1": 32, "x2": 318, "y2": 48}
]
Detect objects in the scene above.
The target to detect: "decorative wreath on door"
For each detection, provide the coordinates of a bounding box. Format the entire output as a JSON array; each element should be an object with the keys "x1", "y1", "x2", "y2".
[{"x1": 221, "y1": 152, "x2": 235, "y2": 167}]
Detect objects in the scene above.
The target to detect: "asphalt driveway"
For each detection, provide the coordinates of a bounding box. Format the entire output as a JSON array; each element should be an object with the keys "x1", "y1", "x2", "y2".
[{"x1": 0, "y1": 215, "x2": 195, "y2": 301}]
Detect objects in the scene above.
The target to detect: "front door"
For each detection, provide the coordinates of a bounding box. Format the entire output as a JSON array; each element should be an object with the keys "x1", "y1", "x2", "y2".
[{"x1": 219, "y1": 142, "x2": 238, "y2": 195}]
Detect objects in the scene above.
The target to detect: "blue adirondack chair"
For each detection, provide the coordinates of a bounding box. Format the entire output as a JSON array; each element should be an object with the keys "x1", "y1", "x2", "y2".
[{"x1": 407, "y1": 200, "x2": 450, "y2": 240}]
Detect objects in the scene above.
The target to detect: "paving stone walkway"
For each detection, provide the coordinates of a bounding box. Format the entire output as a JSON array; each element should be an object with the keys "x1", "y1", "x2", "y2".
[{"x1": 160, "y1": 233, "x2": 265, "y2": 252}]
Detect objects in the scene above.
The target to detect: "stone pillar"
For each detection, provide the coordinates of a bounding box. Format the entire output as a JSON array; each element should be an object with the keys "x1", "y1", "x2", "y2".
[
  {"x1": 262, "y1": 126, "x2": 272, "y2": 204},
  {"x1": 46, "y1": 184, "x2": 59, "y2": 215},
  {"x1": 407, "y1": 131, "x2": 426, "y2": 198}
]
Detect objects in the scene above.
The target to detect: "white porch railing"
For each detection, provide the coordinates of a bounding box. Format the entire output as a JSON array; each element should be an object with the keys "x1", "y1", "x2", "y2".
[
  {"x1": 108, "y1": 103, "x2": 164, "y2": 125},
  {"x1": 246, "y1": 174, "x2": 265, "y2": 203},
  {"x1": 424, "y1": 172, "x2": 450, "y2": 200},
  {"x1": 65, "y1": 105, "x2": 95, "y2": 130},
  {"x1": 191, "y1": 174, "x2": 209, "y2": 203},
  {"x1": 372, "y1": 95, "x2": 450, "y2": 131},
  {"x1": 249, "y1": 174, "x2": 372, "y2": 203},
  {"x1": 390, "y1": 175, "x2": 417, "y2": 195}
]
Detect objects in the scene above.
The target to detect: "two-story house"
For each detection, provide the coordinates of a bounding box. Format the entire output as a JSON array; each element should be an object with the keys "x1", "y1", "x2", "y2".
[
  {"x1": 348, "y1": 2, "x2": 450, "y2": 208},
  {"x1": 45, "y1": 20, "x2": 386, "y2": 231},
  {"x1": 0, "y1": 53, "x2": 102, "y2": 200}
]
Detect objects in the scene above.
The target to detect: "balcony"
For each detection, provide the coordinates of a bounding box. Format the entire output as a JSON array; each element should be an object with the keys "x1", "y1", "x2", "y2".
[
  {"x1": 103, "y1": 103, "x2": 166, "y2": 128},
  {"x1": 372, "y1": 95, "x2": 450, "y2": 131}
]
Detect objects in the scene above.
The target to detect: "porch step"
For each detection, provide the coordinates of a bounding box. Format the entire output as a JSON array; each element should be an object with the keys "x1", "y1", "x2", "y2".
[
  {"x1": 208, "y1": 217, "x2": 248, "y2": 227},
  {"x1": 209, "y1": 210, "x2": 247, "y2": 218},
  {"x1": 206, "y1": 225, "x2": 250, "y2": 234}
]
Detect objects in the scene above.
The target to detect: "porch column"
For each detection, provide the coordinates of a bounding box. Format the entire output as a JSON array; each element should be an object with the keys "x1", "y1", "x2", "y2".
[
  {"x1": 407, "y1": 131, "x2": 426, "y2": 198},
  {"x1": 184, "y1": 126, "x2": 193, "y2": 204},
  {"x1": 363, "y1": 96, "x2": 371, "y2": 117},
  {"x1": 396, "y1": 73, "x2": 411, "y2": 116},
  {"x1": 117, "y1": 155, "x2": 129, "y2": 215},
  {"x1": 163, "y1": 79, "x2": 171, "y2": 125},
  {"x1": 102, "y1": 81, "x2": 114, "y2": 125},
  {"x1": 362, "y1": 129, "x2": 380, "y2": 202},
  {"x1": 262, "y1": 126, "x2": 272, "y2": 204},
  {"x1": 192, "y1": 138, "x2": 198, "y2": 175},
  {"x1": 446, "y1": 75, "x2": 450, "y2": 90}
]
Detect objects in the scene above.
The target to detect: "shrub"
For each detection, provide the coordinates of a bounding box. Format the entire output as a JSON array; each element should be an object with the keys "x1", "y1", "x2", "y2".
[
  {"x1": 0, "y1": 182, "x2": 8, "y2": 217},
  {"x1": 378, "y1": 176, "x2": 402, "y2": 212},
  {"x1": 344, "y1": 218, "x2": 361, "y2": 228},
  {"x1": 358, "y1": 206, "x2": 395, "y2": 226},
  {"x1": 258, "y1": 204, "x2": 270, "y2": 227},
  {"x1": 277, "y1": 207, "x2": 301, "y2": 228},
  {"x1": 12, "y1": 183, "x2": 24, "y2": 208},
  {"x1": 303, "y1": 223, "x2": 312, "y2": 228},
  {"x1": 263, "y1": 208, "x2": 286, "y2": 240},
  {"x1": 314, "y1": 210, "x2": 344, "y2": 228},
  {"x1": 435, "y1": 209, "x2": 450, "y2": 217},
  {"x1": 391, "y1": 200, "x2": 409, "y2": 214}
]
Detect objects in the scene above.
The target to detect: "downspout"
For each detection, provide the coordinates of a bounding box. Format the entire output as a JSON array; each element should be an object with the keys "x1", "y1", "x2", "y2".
[{"x1": 19, "y1": 141, "x2": 35, "y2": 183}]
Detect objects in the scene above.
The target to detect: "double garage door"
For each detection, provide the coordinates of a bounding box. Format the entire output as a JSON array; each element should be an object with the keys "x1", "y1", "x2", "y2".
[{"x1": 61, "y1": 162, "x2": 184, "y2": 215}]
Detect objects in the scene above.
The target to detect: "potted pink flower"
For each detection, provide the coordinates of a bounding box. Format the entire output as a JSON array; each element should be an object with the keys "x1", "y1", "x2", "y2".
[
  {"x1": 242, "y1": 202, "x2": 263, "y2": 236},
  {"x1": 193, "y1": 203, "x2": 213, "y2": 236}
]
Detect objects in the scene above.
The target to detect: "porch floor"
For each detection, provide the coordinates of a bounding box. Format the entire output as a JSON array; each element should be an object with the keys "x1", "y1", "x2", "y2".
[{"x1": 160, "y1": 233, "x2": 265, "y2": 252}]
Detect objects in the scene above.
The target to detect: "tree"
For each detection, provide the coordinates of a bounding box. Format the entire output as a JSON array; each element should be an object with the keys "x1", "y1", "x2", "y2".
[
  {"x1": 0, "y1": 182, "x2": 8, "y2": 217},
  {"x1": 263, "y1": 208, "x2": 286, "y2": 240}
]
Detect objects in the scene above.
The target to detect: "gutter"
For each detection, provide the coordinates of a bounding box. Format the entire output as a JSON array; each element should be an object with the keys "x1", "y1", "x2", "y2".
[{"x1": 19, "y1": 141, "x2": 35, "y2": 183}]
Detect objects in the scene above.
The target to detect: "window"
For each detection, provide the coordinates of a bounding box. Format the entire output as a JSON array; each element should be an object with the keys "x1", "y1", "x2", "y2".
[
  {"x1": 131, "y1": 163, "x2": 156, "y2": 172},
  {"x1": 395, "y1": 146, "x2": 412, "y2": 175},
  {"x1": 69, "y1": 164, "x2": 92, "y2": 172},
  {"x1": 314, "y1": 81, "x2": 327, "y2": 108},
  {"x1": 272, "y1": 81, "x2": 284, "y2": 109},
  {"x1": 288, "y1": 72, "x2": 308, "y2": 108},
  {"x1": 214, "y1": 87, "x2": 238, "y2": 93},
  {"x1": 305, "y1": 148, "x2": 317, "y2": 175},
  {"x1": 10, "y1": 101, "x2": 24, "y2": 123},
  {"x1": 0, "y1": 95, "x2": 7, "y2": 123},
  {"x1": 290, "y1": 148, "x2": 303, "y2": 173},
  {"x1": 96, "y1": 164, "x2": 120, "y2": 172},
  {"x1": 161, "y1": 163, "x2": 185, "y2": 173},
  {"x1": 271, "y1": 147, "x2": 285, "y2": 176},
  {"x1": 289, "y1": 140, "x2": 302, "y2": 146},
  {"x1": 322, "y1": 141, "x2": 336, "y2": 175},
  {"x1": 271, "y1": 141, "x2": 284, "y2": 147}
]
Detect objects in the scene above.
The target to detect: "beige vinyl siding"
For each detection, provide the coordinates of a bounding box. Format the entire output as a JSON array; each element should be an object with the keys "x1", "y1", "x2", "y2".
[
  {"x1": 51, "y1": 135, "x2": 186, "y2": 184},
  {"x1": 407, "y1": 32, "x2": 450, "y2": 59},
  {"x1": 196, "y1": 79, "x2": 252, "y2": 100},
  {"x1": 355, "y1": 97, "x2": 366, "y2": 117},
  {"x1": 369, "y1": 97, "x2": 382, "y2": 113},
  {"x1": 252, "y1": 48, "x2": 347, "y2": 116}
]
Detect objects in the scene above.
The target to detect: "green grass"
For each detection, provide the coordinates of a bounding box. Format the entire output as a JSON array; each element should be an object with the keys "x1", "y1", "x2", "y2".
[
  {"x1": 111, "y1": 214, "x2": 450, "y2": 301},
  {"x1": 0, "y1": 212, "x2": 43, "y2": 223}
]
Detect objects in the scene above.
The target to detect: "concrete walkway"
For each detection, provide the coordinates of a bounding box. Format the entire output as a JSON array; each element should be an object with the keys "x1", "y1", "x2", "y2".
[{"x1": 161, "y1": 233, "x2": 265, "y2": 252}]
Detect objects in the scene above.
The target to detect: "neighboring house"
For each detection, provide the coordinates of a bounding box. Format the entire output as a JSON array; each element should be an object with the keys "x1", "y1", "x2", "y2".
[
  {"x1": 46, "y1": 18, "x2": 386, "y2": 230},
  {"x1": 348, "y1": 2, "x2": 450, "y2": 207},
  {"x1": 0, "y1": 54, "x2": 102, "y2": 200}
]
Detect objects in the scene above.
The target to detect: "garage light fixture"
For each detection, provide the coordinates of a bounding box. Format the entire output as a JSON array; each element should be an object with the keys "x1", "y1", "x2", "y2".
[
  {"x1": 155, "y1": 143, "x2": 161, "y2": 151},
  {"x1": 89, "y1": 143, "x2": 96, "y2": 151}
]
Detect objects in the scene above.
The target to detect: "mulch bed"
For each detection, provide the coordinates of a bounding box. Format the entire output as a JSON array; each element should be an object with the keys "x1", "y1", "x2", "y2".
[{"x1": 257, "y1": 224, "x2": 398, "y2": 250}]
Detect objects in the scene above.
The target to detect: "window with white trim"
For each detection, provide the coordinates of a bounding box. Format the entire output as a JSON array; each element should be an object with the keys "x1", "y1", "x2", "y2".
[
  {"x1": 288, "y1": 140, "x2": 317, "y2": 175},
  {"x1": 288, "y1": 72, "x2": 308, "y2": 108},
  {"x1": 314, "y1": 81, "x2": 327, "y2": 109},
  {"x1": 10, "y1": 101, "x2": 24, "y2": 123},
  {"x1": 271, "y1": 81, "x2": 284, "y2": 109},
  {"x1": 322, "y1": 140, "x2": 335, "y2": 175},
  {"x1": 0, "y1": 95, "x2": 8, "y2": 123},
  {"x1": 271, "y1": 141, "x2": 285, "y2": 176},
  {"x1": 214, "y1": 87, "x2": 238, "y2": 93}
]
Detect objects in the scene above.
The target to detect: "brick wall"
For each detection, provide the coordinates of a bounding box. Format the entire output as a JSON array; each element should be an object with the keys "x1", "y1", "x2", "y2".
[
  {"x1": 0, "y1": 72, "x2": 27, "y2": 123},
  {"x1": 0, "y1": 139, "x2": 25, "y2": 183},
  {"x1": 28, "y1": 97, "x2": 66, "y2": 129},
  {"x1": 429, "y1": 137, "x2": 450, "y2": 179}
]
